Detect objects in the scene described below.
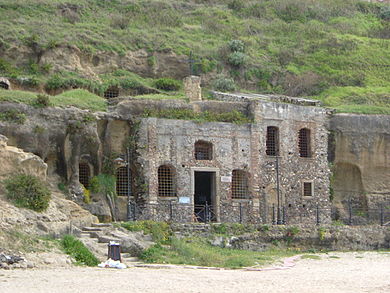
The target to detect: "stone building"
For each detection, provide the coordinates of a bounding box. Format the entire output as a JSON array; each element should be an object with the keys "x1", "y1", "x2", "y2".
[{"x1": 121, "y1": 91, "x2": 332, "y2": 225}]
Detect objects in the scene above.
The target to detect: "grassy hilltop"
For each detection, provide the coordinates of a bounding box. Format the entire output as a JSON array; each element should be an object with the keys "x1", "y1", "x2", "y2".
[{"x1": 0, "y1": 0, "x2": 389, "y2": 114}]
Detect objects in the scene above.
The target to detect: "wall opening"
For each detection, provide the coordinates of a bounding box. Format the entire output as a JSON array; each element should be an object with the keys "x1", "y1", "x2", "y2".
[
  {"x1": 104, "y1": 86, "x2": 119, "y2": 99},
  {"x1": 298, "y1": 128, "x2": 311, "y2": 158},
  {"x1": 303, "y1": 182, "x2": 313, "y2": 197},
  {"x1": 158, "y1": 165, "x2": 176, "y2": 197},
  {"x1": 194, "y1": 171, "x2": 216, "y2": 222},
  {"x1": 116, "y1": 166, "x2": 129, "y2": 196},
  {"x1": 231, "y1": 170, "x2": 249, "y2": 199},
  {"x1": 0, "y1": 82, "x2": 9, "y2": 90},
  {"x1": 266, "y1": 126, "x2": 279, "y2": 156},
  {"x1": 79, "y1": 162, "x2": 90, "y2": 189},
  {"x1": 194, "y1": 140, "x2": 213, "y2": 160}
]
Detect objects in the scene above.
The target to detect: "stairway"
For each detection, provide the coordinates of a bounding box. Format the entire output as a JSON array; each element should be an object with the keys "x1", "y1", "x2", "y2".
[{"x1": 77, "y1": 223, "x2": 143, "y2": 266}]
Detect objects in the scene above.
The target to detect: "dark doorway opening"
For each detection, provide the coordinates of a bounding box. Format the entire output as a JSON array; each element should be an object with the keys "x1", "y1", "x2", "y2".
[
  {"x1": 0, "y1": 82, "x2": 9, "y2": 90},
  {"x1": 194, "y1": 171, "x2": 216, "y2": 222}
]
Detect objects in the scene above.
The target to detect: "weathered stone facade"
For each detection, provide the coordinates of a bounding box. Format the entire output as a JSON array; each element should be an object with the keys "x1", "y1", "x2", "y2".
[{"x1": 134, "y1": 94, "x2": 331, "y2": 224}]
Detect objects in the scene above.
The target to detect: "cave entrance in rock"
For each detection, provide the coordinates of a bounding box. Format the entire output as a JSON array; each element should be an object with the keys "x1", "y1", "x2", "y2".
[
  {"x1": 0, "y1": 82, "x2": 9, "y2": 90},
  {"x1": 193, "y1": 171, "x2": 217, "y2": 222}
]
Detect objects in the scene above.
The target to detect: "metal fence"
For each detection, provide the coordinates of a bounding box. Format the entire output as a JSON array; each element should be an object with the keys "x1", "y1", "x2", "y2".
[{"x1": 126, "y1": 200, "x2": 390, "y2": 226}]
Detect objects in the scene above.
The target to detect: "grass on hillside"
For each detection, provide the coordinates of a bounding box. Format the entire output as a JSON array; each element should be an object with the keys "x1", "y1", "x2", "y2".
[
  {"x1": 0, "y1": 0, "x2": 389, "y2": 115},
  {"x1": 0, "y1": 88, "x2": 107, "y2": 111}
]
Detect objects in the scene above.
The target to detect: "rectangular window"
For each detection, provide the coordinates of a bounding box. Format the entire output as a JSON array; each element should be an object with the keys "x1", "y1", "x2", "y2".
[
  {"x1": 266, "y1": 126, "x2": 279, "y2": 156},
  {"x1": 303, "y1": 182, "x2": 313, "y2": 197}
]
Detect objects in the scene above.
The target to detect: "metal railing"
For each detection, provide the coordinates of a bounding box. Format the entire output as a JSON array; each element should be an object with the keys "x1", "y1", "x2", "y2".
[{"x1": 126, "y1": 200, "x2": 390, "y2": 226}]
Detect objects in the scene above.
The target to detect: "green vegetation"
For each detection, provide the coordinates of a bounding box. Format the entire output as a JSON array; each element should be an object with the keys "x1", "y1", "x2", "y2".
[
  {"x1": 0, "y1": 0, "x2": 388, "y2": 114},
  {"x1": 121, "y1": 221, "x2": 172, "y2": 244},
  {"x1": 4, "y1": 174, "x2": 51, "y2": 212},
  {"x1": 211, "y1": 223, "x2": 257, "y2": 236},
  {"x1": 60, "y1": 235, "x2": 99, "y2": 266},
  {"x1": 140, "y1": 237, "x2": 297, "y2": 269},
  {"x1": 154, "y1": 78, "x2": 181, "y2": 91},
  {"x1": 143, "y1": 108, "x2": 252, "y2": 124},
  {"x1": 0, "y1": 109, "x2": 26, "y2": 124},
  {"x1": 0, "y1": 89, "x2": 107, "y2": 111}
]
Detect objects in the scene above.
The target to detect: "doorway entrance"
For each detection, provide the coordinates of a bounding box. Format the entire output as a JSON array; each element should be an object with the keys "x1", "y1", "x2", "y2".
[{"x1": 194, "y1": 171, "x2": 216, "y2": 222}]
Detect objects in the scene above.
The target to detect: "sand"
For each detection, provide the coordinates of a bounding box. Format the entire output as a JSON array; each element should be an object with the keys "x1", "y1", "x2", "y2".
[{"x1": 0, "y1": 251, "x2": 389, "y2": 293}]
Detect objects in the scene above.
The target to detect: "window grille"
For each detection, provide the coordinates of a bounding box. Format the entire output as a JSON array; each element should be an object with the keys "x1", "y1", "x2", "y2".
[
  {"x1": 158, "y1": 165, "x2": 175, "y2": 197},
  {"x1": 194, "y1": 140, "x2": 213, "y2": 160},
  {"x1": 298, "y1": 128, "x2": 311, "y2": 158},
  {"x1": 116, "y1": 167, "x2": 129, "y2": 196},
  {"x1": 266, "y1": 126, "x2": 279, "y2": 156},
  {"x1": 231, "y1": 170, "x2": 249, "y2": 199},
  {"x1": 303, "y1": 182, "x2": 313, "y2": 197},
  {"x1": 104, "y1": 87, "x2": 119, "y2": 99},
  {"x1": 79, "y1": 163, "x2": 90, "y2": 189},
  {"x1": 0, "y1": 82, "x2": 9, "y2": 90}
]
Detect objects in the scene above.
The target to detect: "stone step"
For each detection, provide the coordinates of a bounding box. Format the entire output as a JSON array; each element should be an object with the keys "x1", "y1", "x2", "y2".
[
  {"x1": 91, "y1": 223, "x2": 112, "y2": 228},
  {"x1": 82, "y1": 227, "x2": 103, "y2": 232},
  {"x1": 98, "y1": 236, "x2": 121, "y2": 244}
]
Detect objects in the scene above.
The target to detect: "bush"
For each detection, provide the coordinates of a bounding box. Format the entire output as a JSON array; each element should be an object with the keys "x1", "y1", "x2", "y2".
[
  {"x1": 212, "y1": 75, "x2": 236, "y2": 92},
  {"x1": 227, "y1": 52, "x2": 247, "y2": 67},
  {"x1": 154, "y1": 78, "x2": 181, "y2": 91},
  {"x1": 4, "y1": 174, "x2": 51, "y2": 212},
  {"x1": 36, "y1": 94, "x2": 51, "y2": 107},
  {"x1": 61, "y1": 235, "x2": 99, "y2": 266},
  {"x1": 228, "y1": 39, "x2": 245, "y2": 52}
]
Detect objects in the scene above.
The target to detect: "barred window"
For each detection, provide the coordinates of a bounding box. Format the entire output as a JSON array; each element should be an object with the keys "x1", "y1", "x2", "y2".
[
  {"x1": 303, "y1": 182, "x2": 313, "y2": 197},
  {"x1": 158, "y1": 165, "x2": 176, "y2": 197},
  {"x1": 104, "y1": 86, "x2": 119, "y2": 99},
  {"x1": 231, "y1": 170, "x2": 249, "y2": 199},
  {"x1": 195, "y1": 140, "x2": 213, "y2": 160},
  {"x1": 298, "y1": 128, "x2": 311, "y2": 158},
  {"x1": 79, "y1": 162, "x2": 90, "y2": 189},
  {"x1": 266, "y1": 126, "x2": 279, "y2": 156},
  {"x1": 116, "y1": 167, "x2": 129, "y2": 196}
]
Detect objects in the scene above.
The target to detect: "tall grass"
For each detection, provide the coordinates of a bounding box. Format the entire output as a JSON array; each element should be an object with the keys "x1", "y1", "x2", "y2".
[{"x1": 60, "y1": 235, "x2": 99, "y2": 266}]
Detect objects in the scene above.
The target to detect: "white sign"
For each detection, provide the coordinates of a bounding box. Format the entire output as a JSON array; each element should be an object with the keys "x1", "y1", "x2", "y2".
[
  {"x1": 221, "y1": 176, "x2": 232, "y2": 183},
  {"x1": 179, "y1": 197, "x2": 191, "y2": 204}
]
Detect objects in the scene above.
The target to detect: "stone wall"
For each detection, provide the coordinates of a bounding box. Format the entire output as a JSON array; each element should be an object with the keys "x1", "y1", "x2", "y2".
[{"x1": 136, "y1": 98, "x2": 331, "y2": 224}]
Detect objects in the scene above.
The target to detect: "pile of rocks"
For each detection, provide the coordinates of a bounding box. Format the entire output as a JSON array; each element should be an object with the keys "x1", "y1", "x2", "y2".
[{"x1": 0, "y1": 252, "x2": 31, "y2": 270}]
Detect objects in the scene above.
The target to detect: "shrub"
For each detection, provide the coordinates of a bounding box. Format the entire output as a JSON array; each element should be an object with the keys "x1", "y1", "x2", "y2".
[
  {"x1": 212, "y1": 75, "x2": 236, "y2": 92},
  {"x1": 227, "y1": 52, "x2": 247, "y2": 67},
  {"x1": 228, "y1": 39, "x2": 245, "y2": 52},
  {"x1": 36, "y1": 94, "x2": 51, "y2": 107},
  {"x1": 4, "y1": 174, "x2": 51, "y2": 212},
  {"x1": 60, "y1": 235, "x2": 99, "y2": 266},
  {"x1": 154, "y1": 78, "x2": 181, "y2": 91}
]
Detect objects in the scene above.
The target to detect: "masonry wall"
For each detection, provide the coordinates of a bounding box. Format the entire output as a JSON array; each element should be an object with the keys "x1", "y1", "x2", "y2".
[{"x1": 136, "y1": 99, "x2": 331, "y2": 224}]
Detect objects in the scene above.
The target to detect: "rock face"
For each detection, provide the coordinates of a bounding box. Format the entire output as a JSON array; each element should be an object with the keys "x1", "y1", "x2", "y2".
[
  {"x1": 329, "y1": 114, "x2": 390, "y2": 214},
  {"x1": 0, "y1": 134, "x2": 47, "y2": 181},
  {"x1": 0, "y1": 134, "x2": 97, "y2": 236}
]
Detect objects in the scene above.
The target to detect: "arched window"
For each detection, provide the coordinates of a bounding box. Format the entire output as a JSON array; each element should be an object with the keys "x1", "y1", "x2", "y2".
[
  {"x1": 298, "y1": 128, "x2": 311, "y2": 158},
  {"x1": 231, "y1": 170, "x2": 249, "y2": 199},
  {"x1": 266, "y1": 126, "x2": 279, "y2": 156},
  {"x1": 79, "y1": 162, "x2": 90, "y2": 189},
  {"x1": 116, "y1": 167, "x2": 129, "y2": 196},
  {"x1": 158, "y1": 165, "x2": 175, "y2": 197},
  {"x1": 104, "y1": 86, "x2": 119, "y2": 99},
  {"x1": 0, "y1": 82, "x2": 9, "y2": 90},
  {"x1": 194, "y1": 140, "x2": 213, "y2": 160}
]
